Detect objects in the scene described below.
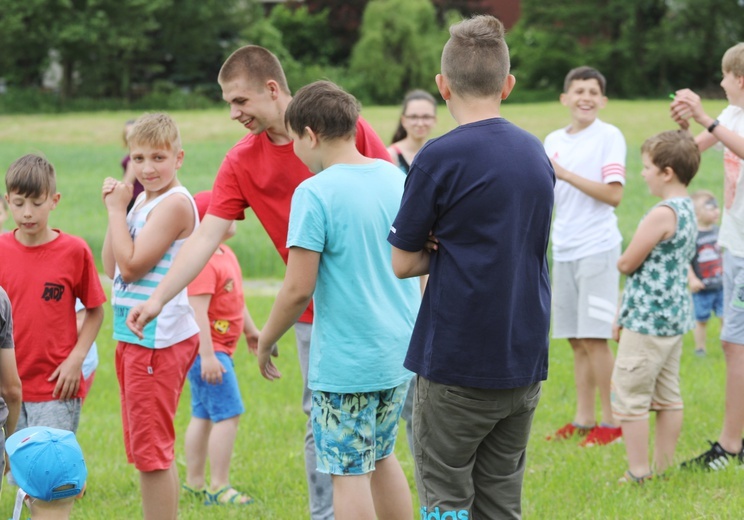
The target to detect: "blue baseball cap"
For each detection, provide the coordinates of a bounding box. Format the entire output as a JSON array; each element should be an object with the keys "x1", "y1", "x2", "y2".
[{"x1": 6, "y1": 427, "x2": 87, "y2": 502}]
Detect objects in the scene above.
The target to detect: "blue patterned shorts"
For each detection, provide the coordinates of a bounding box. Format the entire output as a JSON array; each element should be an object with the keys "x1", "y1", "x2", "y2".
[{"x1": 311, "y1": 380, "x2": 409, "y2": 475}]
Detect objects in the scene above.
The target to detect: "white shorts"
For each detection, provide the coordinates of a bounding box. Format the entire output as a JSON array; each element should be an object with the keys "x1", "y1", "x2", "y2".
[
  {"x1": 552, "y1": 246, "x2": 620, "y2": 339},
  {"x1": 721, "y1": 251, "x2": 744, "y2": 345}
]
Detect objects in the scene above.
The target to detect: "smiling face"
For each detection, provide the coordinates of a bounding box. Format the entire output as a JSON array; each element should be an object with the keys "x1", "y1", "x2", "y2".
[
  {"x1": 6, "y1": 190, "x2": 60, "y2": 244},
  {"x1": 401, "y1": 99, "x2": 437, "y2": 141},
  {"x1": 720, "y1": 70, "x2": 744, "y2": 107},
  {"x1": 220, "y1": 76, "x2": 281, "y2": 136},
  {"x1": 560, "y1": 78, "x2": 607, "y2": 133},
  {"x1": 128, "y1": 143, "x2": 184, "y2": 198}
]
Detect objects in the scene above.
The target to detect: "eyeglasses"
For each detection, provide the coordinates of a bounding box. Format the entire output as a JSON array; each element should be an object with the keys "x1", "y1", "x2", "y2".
[{"x1": 403, "y1": 114, "x2": 436, "y2": 123}]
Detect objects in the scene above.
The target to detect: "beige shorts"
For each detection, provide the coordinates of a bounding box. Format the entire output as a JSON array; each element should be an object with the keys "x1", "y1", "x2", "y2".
[{"x1": 611, "y1": 329, "x2": 683, "y2": 421}]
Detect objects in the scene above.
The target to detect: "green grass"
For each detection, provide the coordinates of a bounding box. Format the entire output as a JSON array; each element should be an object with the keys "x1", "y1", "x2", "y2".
[{"x1": 0, "y1": 102, "x2": 741, "y2": 518}]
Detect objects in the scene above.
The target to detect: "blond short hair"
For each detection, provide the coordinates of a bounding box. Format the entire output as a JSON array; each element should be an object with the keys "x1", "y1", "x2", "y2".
[
  {"x1": 441, "y1": 15, "x2": 510, "y2": 98},
  {"x1": 127, "y1": 113, "x2": 181, "y2": 152},
  {"x1": 219, "y1": 45, "x2": 291, "y2": 95},
  {"x1": 641, "y1": 130, "x2": 700, "y2": 186},
  {"x1": 5, "y1": 154, "x2": 56, "y2": 198},
  {"x1": 690, "y1": 189, "x2": 717, "y2": 213},
  {"x1": 722, "y1": 43, "x2": 744, "y2": 77}
]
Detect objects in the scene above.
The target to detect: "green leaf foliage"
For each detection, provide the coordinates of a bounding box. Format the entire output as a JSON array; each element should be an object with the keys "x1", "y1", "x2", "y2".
[{"x1": 348, "y1": 0, "x2": 446, "y2": 104}]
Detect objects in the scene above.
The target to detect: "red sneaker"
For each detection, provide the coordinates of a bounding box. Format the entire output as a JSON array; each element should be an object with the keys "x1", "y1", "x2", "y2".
[
  {"x1": 579, "y1": 425, "x2": 622, "y2": 447},
  {"x1": 546, "y1": 422, "x2": 593, "y2": 441}
]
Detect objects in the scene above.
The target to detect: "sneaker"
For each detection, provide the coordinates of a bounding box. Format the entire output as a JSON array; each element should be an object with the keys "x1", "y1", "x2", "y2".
[
  {"x1": 694, "y1": 348, "x2": 706, "y2": 356},
  {"x1": 546, "y1": 422, "x2": 594, "y2": 441},
  {"x1": 680, "y1": 441, "x2": 744, "y2": 471},
  {"x1": 579, "y1": 425, "x2": 622, "y2": 447}
]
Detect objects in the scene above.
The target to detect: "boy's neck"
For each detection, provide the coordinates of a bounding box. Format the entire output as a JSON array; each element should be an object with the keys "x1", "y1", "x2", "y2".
[
  {"x1": 144, "y1": 179, "x2": 181, "y2": 202},
  {"x1": 265, "y1": 95, "x2": 293, "y2": 146},
  {"x1": 658, "y1": 184, "x2": 689, "y2": 201},
  {"x1": 14, "y1": 226, "x2": 58, "y2": 247},
  {"x1": 448, "y1": 95, "x2": 503, "y2": 126},
  {"x1": 566, "y1": 118, "x2": 596, "y2": 134},
  {"x1": 697, "y1": 222, "x2": 715, "y2": 231},
  {"x1": 319, "y1": 140, "x2": 375, "y2": 171}
]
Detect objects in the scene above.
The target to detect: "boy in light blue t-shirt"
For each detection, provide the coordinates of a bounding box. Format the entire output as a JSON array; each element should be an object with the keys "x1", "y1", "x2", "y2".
[{"x1": 257, "y1": 80, "x2": 420, "y2": 520}]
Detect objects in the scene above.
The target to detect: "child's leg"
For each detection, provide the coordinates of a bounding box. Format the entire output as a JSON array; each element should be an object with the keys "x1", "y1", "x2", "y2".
[
  {"x1": 654, "y1": 409, "x2": 683, "y2": 473},
  {"x1": 718, "y1": 340, "x2": 744, "y2": 453},
  {"x1": 141, "y1": 464, "x2": 179, "y2": 520},
  {"x1": 370, "y1": 454, "x2": 412, "y2": 520},
  {"x1": 184, "y1": 417, "x2": 211, "y2": 489},
  {"x1": 569, "y1": 339, "x2": 596, "y2": 425},
  {"x1": 694, "y1": 321, "x2": 708, "y2": 353},
  {"x1": 208, "y1": 415, "x2": 240, "y2": 490},
  {"x1": 332, "y1": 474, "x2": 374, "y2": 520},
  {"x1": 583, "y1": 338, "x2": 618, "y2": 426},
  {"x1": 621, "y1": 419, "x2": 650, "y2": 476}
]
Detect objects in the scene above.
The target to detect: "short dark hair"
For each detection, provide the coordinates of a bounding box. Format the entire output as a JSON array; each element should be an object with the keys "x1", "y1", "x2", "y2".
[
  {"x1": 285, "y1": 81, "x2": 359, "y2": 141},
  {"x1": 441, "y1": 15, "x2": 510, "y2": 98},
  {"x1": 641, "y1": 130, "x2": 700, "y2": 186},
  {"x1": 391, "y1": 89, "x2": 438, "y2": 144},
  {"x1": 5, "y1": 154, "x2": 56, "y2": 198},
  {"x1": 219, "y1": 45, "x2": 291, "y2": 95},
  {"x1": 563, "y1": 66, "x2": 607, "y2": 95}
]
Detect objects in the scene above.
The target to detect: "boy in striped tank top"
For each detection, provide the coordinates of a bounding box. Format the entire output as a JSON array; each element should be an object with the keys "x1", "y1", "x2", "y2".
[{"x1": 102, "y1": 113, "x2": 200, "y2": 520}]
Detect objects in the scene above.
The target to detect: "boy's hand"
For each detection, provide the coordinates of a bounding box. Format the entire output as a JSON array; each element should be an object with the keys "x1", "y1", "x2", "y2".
[
  {"x1": 549, "y1": 159, "x2": 570, "y2": 181},
  {"x1": 424, "y1": 231, "x2": 439, "y2": 253},
  {"x1": 257, "y1": 337, "x2": 282, "y2": 381},
  {"x1": 671, "y1": 89, "x2": 707, "y2": 127},
  {"x1": 103, "y1": 179, "x2": 133, "y2": 212},
  {"x1": 200, "y1": 351, "x2": 226, "y2": 385},
  {"x1": 49, "y1": 355, "x2": 83, "y2": 400},
  {"x1": 689, "y1": 276, "x2": 705, "y2": 293},
  {"x1": 126, "y1": 299, "x2": 163, "y2": 339},
  {"x1": 245, "y1": 327, "x2": 260, "y2": 355},
  {"x1": 612, "y1": 321, "x2": 622, "y2": 343}
]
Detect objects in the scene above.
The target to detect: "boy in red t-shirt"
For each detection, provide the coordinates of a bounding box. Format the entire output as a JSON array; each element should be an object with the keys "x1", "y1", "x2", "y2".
[
  {"x1": 0, "y1": 154, "x2": 105, "y2": 437},
  {"x1": 182, "y1": 191, "x2": 264, "y2": 506}
]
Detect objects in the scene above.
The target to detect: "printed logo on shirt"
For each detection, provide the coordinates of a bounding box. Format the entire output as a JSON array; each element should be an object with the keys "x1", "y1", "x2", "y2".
[
  {"x1": 420, "y1": 506, "x2": 469, "y2": 520},
  {"x1": 213, "y1": 319, "x2": 230, "y2": 335},
  {"x1": 390, "y1": 225, "x2": 397, "y2": 234},
  {"x1": 41, "y1": 283, "x2": 64, "y2": 302},
  {"x1": 224, "y1": 278, "x2": 234, "y2": 293},
  {"x1": 734, "y1": 283, "x2": 744, "y2": 310}
]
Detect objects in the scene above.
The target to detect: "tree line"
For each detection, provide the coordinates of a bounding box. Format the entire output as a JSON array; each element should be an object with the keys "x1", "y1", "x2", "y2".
[{"x1": 0, "y1": 0, "x2": 742, "y2": 113}]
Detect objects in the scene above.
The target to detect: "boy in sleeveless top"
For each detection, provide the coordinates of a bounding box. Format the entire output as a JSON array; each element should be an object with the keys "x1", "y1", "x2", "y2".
[{"x1": 102, "y1": 113, "x2": 200, "y2": 520}]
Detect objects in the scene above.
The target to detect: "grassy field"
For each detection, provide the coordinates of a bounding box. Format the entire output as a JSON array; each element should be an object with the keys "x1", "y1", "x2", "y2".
[{"x1": 0, "y1": 101, "x2": 742, "y2": 518}]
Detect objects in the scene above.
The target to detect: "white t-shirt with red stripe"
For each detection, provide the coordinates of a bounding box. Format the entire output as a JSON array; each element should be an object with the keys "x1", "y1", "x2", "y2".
[{"x1": 545, "y1": 118, "x2": 626, "y2": 261}]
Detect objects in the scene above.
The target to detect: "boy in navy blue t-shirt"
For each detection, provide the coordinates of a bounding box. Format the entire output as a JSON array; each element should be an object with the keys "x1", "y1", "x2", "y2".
[{"x1": 388, "y1": 14, "x2": 555, "y2": 520}]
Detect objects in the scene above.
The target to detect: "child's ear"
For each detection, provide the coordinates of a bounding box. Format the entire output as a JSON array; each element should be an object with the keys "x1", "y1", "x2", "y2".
[
  {"x1": 305, "y1": 127, "x2": 319, "y2": 148},
  {"x1": 175, "y1": 149, "x2": 185, "y2": 169},
  {"x1": 435, "y1": 74, "x2": 450, "y2": 101},
  {"x1": 662, "y1": 166, "x2": 676, "y2": 181},
  {"x1": 50, "y1": 192, "x2": 61, "y2": 209},
  {"x1": 501, "y1": 74, "x2": 516, "y2": 100}
]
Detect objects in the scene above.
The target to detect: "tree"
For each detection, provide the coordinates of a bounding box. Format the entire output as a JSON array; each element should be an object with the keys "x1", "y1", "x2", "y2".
[{"x1": 348, "y1": 0, "x2": 445, "y2": 104}]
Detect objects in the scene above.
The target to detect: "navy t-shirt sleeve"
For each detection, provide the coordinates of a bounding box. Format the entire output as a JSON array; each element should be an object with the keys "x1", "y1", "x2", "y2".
[{"x1": 387, "y1": 164, "x2": 439, "y2": 252}]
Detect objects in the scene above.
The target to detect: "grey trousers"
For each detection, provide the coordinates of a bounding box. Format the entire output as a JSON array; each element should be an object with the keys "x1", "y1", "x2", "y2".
[
  {"x1": 413, "y1": 376, "x2": 541, "y2": 520},
  {"x1": 294, "y1": 323, "x2": 334, "y2": 520}
]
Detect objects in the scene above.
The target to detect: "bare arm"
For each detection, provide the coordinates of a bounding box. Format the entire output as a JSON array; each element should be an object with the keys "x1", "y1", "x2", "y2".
[
  {"x1": 104, "y1": 183, "x2": 194, "y2": 283},
  {"x1": 127, "y1": 214, "x2": 231, "y2": 338},
  {"x1": 189, "y1": 293, "x2": 225, "y2": 385},
  {"x1": 672, "y1": 89, "x2": 744, "y2": 155},
  {"x1": 0, "y1": 348, "x2": 22, "y2": 443},
  {"x1": 50, "y1": 305, "x2": 103, "y2": 400},
  {"x1": 256, "y1": 247, "x2": 319, "y2": 381},
  {"x1": 243, "y1": 305, "x2": 260, "y2": 355},
  {"x1": 551, "y1": 160, "x2": 624, "y2": 207},
  {"x1": 688, "y1": 265, "x2": 705, "y2": 293},
  {"x1": 392, "y1": 246, "x2": 431, "y2": 278},
  {"x1": 617, "y1": 206, "x2": 677, "y2": 275}
]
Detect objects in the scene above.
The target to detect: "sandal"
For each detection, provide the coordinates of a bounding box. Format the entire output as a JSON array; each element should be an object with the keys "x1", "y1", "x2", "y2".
[
  {"x1": 181, "y1": 483, "x2": 207, "y2": 500},
  {"x1": 618, "y1": 470, "x2": 653, "y2": 484},
  {"x1": 206, "y1": 486, "x2": 254, "y2": 506}
]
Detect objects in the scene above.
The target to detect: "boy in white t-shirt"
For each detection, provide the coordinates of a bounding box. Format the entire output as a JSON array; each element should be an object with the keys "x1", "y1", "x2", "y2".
[
  {"x1": 545, "y1": 66, "x2": 626, "y2": 447},
  {"x1": 671, "y1": 42, "x2": 744, "y2": 470}
]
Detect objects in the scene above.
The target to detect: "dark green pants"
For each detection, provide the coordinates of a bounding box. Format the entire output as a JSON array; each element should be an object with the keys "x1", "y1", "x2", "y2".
[{"x1": 413, "y1": 377, "x2": 541, "y2": 520}]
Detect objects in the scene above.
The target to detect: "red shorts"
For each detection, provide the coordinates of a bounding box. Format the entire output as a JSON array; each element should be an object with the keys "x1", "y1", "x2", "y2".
[{"x1": 115, "y1": 335, "x2": 199, "y2": 472}]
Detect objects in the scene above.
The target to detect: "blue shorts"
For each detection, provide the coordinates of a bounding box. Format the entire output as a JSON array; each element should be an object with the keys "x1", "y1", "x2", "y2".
[
  {"x1": 311, "y1": 380, "x2": 409, "y2": 476},
  {"x1": 188, "y1": 352, "x2": 245, "y2": 422},
  {"x1": 692, "y1": 288, "x2": 724, "y2": 322}
]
